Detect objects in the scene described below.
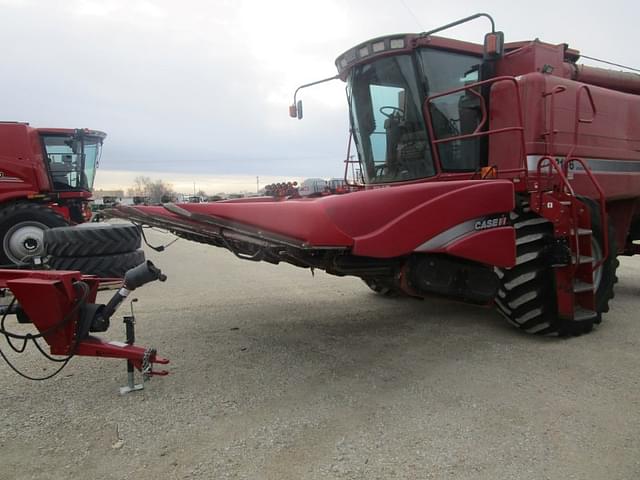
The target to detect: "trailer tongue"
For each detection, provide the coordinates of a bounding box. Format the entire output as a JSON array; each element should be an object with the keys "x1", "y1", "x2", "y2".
[{"x1": 0, "y1": 260, "x2": 169, "y2": 388}]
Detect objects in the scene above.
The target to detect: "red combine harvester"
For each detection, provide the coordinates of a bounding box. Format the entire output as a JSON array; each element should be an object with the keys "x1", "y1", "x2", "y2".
[
  {"x1": 105, "y1": 13, "x2": 640, "y2": 337},
  {"x1": 0, "y1": 122, "x2": 105, "y2": 266}
]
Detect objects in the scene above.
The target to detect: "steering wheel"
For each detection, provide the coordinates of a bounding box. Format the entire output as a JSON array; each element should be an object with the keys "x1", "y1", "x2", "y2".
[{"x1": 379, "y1": 106, "x2": 405, "y2": 118}]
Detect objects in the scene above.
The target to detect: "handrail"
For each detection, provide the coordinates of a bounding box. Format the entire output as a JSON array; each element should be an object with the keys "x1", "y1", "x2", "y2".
[
  {"x1": 563, "y1": 84, "x2": 607, "y2": 270},
  {"x1": 343, "y1": 130, "x2": 368, "y2": 188},
  {"x1": 566, "y1": 85, "x2": 597, "y2": 160},
  {"x1": 423, "y1": 76, "x2": 528, "y2": 180},
  {"x1": 535, "y1": 155, "x2": 575, "y2": 196},
  {"x1": 468, "y1": 87, "x2": 487, "y2": 135},
  {"x1": 539, "y1": 82, "x2": 608, "y2": 274},
  {"x1": 535, "y1": 155, "x2": 581, "y2": 275},
  {"x1": 564, "y1": 157, "x2": 608, "y2": 270},
  {"x1": 541, "y1": 85, "x2": 567, "y2": 156}
]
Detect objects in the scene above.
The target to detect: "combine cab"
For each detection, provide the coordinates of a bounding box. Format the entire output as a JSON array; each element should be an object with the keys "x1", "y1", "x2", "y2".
[{"x1": 110, "y1": 14, "x2": 640, "y2": 336}]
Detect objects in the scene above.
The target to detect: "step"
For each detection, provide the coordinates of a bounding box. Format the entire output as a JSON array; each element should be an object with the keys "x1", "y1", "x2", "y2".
[
  {"x1": 572, "y1": 255, "x2": 594, "y2": 265},
  {"x1": 573, "y1": 280, "x2": 594, "y2": 293},
  {"x1": 574, "y1": 307, "x2": 598, "y2": 322}
]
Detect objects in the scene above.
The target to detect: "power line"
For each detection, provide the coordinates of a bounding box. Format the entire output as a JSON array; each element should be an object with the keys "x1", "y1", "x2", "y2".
[
  {"x1": 398, "y1": 0, "x2": 423, "y2": 30},
  {"x1": 579, "y1": 54, "x2": 640, "y2": 73}
]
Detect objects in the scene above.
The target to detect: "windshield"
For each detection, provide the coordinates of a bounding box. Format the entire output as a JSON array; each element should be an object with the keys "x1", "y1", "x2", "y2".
[
  {"x1": 347, "y1": 49, "x2": 483, "y2": 183},
  {"x1": 42, "y1": 133, "x2": 102, "y2": 190},
  {"x1": 418, "y1": 49, "x2": 482, "y2": 172},
  {"x1": 348, "y1": 55, "x2": 435, "y2": 183}
]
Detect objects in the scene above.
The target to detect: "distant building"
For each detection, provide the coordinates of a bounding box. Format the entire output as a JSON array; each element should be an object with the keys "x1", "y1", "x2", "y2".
[{"x1": 93, "y1": 189, "x2": 124, "y2": 199}]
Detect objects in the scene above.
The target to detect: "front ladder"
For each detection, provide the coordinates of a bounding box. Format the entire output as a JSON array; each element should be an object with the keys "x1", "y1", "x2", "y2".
[{"x1": 530, "y1": 154, "x2": 608, "y2": 323}]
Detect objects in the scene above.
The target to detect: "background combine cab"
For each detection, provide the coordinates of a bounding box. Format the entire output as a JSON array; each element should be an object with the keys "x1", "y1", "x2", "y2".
[{"x1": 0, "y1": 122, "x2": 106, "y2": 267}]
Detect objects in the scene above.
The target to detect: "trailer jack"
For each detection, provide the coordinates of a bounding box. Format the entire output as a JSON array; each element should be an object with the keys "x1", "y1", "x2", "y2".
[
  {"x1": 0, "y1": 261, "x2": 169, "y2": 388},
  {"x1": 118, "y1": 311, "x2": 167, "y2": 395}
]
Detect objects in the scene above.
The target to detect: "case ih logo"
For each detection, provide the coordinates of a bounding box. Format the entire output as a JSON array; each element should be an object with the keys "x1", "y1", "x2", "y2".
[{"x1": 474, "y1": 214, "x2": 508, "y2": 231}]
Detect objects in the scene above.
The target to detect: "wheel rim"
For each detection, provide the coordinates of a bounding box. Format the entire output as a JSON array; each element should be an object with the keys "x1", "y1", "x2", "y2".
[
  {"x1": 592, "y1": 236, "x2": 604, "y2": 291},
  {"x1": 3, "y1": 221, "x2": 48, "y2": 265}
]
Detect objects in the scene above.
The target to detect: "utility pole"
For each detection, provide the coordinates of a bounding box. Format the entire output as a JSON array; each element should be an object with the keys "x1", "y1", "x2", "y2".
[{"x1": 256, "y1": 176, "x2": 259, "y2": 194}]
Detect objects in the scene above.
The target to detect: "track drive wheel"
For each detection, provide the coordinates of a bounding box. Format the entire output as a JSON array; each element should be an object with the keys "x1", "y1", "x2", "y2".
[{"x1": 0, "y1": 203, "x2": 68, "y2": 266}]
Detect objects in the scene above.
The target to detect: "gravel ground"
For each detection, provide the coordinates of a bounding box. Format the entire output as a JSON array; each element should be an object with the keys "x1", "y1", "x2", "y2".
[{"x1": 2, "y1": 227, "x2": 640, "y2": 479}]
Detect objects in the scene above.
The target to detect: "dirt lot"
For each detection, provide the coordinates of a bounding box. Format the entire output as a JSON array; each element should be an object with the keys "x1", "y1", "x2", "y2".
[{"x1": 2, "y1": 227, "x2": 640, "y2": 479}]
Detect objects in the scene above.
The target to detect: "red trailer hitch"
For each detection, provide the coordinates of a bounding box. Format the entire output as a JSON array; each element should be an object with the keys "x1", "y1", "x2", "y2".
[{"x1": 0, "y1": 261, "x2": 169, "y2": 392}]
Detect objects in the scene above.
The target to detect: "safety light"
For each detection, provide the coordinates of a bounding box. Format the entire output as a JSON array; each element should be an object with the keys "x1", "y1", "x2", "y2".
[
  {"x1": 334, "y1": 35, "x2": 409, "y2": 75},
  {"x1": 372, "y1": 41, "x2": 385, "y2": 53}
]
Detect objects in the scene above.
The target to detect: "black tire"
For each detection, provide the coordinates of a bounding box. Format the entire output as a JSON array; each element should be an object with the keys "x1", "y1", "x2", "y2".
[
  {"x1": 48, "y1": 249, "x2": 146, "y2": 278},
  {"x1": 495, "y1": 209, "x2": 559, "y2": 334},
  {"x1": 362, "y1": 278, "x2": 399, "y2": 297},
  {"x1": 581, "y1": 198, "x2": 619, "y2": 318},
  {"x1": 495, "y1": 201, "x2": 618, "y2": 336},
  {"x1": 44, "y1": 223, "x2": 141, "y2": 257},
  {"x1": 0, "y1": 202, "x2": 68, "y2": 266}
]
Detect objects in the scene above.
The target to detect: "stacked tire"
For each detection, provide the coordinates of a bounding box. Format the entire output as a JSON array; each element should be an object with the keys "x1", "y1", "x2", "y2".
[
  {"x1": 44, "y1": 223, "x2": 145, "y2": 278},
  {"x1": 0, "y1": 203, "x2": 69, "y2": 267}
]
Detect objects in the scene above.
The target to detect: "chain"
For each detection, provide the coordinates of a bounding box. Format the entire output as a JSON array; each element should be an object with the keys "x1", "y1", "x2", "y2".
[{"x1": 141, "y1": 347, "x2": 156, "y2": 381}]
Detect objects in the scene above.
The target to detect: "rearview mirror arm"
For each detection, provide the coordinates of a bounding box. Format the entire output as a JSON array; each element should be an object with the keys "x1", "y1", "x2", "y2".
[{"x1": 290, "y1": 74, "x2": 340, "y2": 119}]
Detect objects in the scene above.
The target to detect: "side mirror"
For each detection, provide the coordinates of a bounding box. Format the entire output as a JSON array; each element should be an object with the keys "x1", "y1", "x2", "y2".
[
  {"x1": 289, "y1": 100, "x2": 303, "y2": 120},
  {"x1": 483, "y1": 31, "x2": 504, "y2": 59},
  {"x1": 288, "y1": 74, "x2": 339, "y2": 120}
]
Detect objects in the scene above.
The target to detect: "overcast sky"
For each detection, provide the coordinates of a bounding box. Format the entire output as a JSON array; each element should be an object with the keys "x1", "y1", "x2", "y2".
[{"x1": 1, "y1": 0, "x2": 638, "y2": 193}]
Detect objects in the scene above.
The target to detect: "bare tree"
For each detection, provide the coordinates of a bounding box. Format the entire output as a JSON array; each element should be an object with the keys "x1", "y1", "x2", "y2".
[
  {"x1": 127, "y1": 175, "x2": 151, "y2": 196},
  {"x1": 147, "y1": 179, "x2": 175, "y2": 203},
  {"x1": 127, "y1": 176, "x2": 175, "y2": 204}
]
